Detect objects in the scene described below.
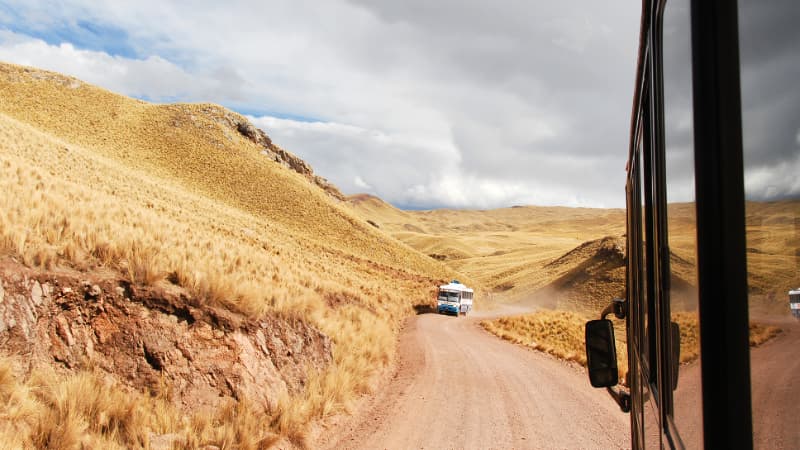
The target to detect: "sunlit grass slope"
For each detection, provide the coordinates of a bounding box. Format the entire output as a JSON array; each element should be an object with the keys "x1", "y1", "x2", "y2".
[
  {"x1": 0, "y1": 63, "x2": 438, "y2": 267},
  {"x1": 0, "y1": 62, "x2": 464, "y2": 447}
]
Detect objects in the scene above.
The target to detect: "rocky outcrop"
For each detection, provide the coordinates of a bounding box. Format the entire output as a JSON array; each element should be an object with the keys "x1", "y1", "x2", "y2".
[
  {"x1": 189, "y1": 104, "x2": 345, "y2": 201},
  {"x1": 0, "y1": 261, "x2": 332, "y2": 414}
]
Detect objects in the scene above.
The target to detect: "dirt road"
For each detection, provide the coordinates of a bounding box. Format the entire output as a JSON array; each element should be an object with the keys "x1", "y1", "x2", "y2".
[
  {"x1": 672, "y1": 316, "x2": 800, "y2": 449},
  {"x1": 319, "y1": 309, "x2": 628, "y2": 449},
  {"x1": 750, "y1": 318, "x2": 800, "y2": 448}
]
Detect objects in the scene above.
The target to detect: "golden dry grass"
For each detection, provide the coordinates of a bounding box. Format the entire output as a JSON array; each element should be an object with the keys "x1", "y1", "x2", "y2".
[
  {"x1": 671, "y1": 312, "x2": 701, "y2": 363},
  {"x1": 0, "y1": 356, "x2": 283, "y2": 449},
  {"x1": 0, "y1": 63, "x2": 449, "y2": 275},
  {"x1": 670, "y1": 313, "x2": 780, "y2": 362},
  {"x1": 480, "y1": 311, "x2": 629, "y2": 381},
  {"x1": 483, "y1": 310, "x2": 782, "y2": 385},
  {"x1": 0, "y1": 62, "x2": 465, "y2": 447},
  {"x1": 480, "y1": 310, "x2": 597, "y2": 366}
]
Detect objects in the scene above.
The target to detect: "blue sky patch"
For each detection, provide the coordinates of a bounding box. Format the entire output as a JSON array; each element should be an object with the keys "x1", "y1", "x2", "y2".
[
  {"x1": 0, "y1": 5, "x2": 139, "y2": 59},
  {"x1": 235, "y1": 106, "x2": 322, "y2": 124}
]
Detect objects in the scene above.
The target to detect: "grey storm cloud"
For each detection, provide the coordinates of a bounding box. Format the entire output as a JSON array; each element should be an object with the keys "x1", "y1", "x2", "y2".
[
  {"x1": 739, "y1": 0, "x2": 800, "y2": 169},
  {"x1": 738, "y1": 0, "x2": 800, "y2": 200},
  {"x1": 662, "y1": 0, "x2": 800, "y2": 202},
  {"x1": 336, "y1": 0, "x2": 641, "y2": 204}
]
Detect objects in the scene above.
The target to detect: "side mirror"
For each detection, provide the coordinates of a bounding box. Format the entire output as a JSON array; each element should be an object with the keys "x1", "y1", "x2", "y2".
[{"x1": 585, "y1": 319, "x2": 618, "y2": 388}]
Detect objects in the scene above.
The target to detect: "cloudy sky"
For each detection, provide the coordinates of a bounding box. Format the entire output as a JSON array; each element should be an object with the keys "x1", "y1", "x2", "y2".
[
  {"x1": 662, "y1": 0, "x2": 800, "y2": 204},
  {"x1": 0, "y1": 1, "x2": 796, "y2": 209}
]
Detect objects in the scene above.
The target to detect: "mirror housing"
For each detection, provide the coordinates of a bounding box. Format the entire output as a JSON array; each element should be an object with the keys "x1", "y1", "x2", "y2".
[{"x1": 585, "y1": 319, "x2": 619, "y2": 388}]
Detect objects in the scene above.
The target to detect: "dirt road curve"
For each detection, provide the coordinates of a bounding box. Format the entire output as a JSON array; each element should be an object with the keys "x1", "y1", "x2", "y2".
[{"x1": 319, "y1": 310, "x2": 628, "y2": 449}]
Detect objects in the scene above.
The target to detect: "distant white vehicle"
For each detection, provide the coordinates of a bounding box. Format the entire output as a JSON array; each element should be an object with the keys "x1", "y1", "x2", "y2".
[
  {"x1": 437, "y1": 280, "x2": 473, "y2": 316},
  {"x1": 790, "y1": 288, "x2": 800, "y2": 319}
]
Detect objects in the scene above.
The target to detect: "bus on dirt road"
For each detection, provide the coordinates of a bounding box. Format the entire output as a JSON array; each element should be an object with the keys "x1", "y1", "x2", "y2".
[
  {"x1": 437, "y1": 280, "x2": 473, "y2": 316},
  {"x1": 584, "y1": 0, "x2": 799, "y2": 449}
]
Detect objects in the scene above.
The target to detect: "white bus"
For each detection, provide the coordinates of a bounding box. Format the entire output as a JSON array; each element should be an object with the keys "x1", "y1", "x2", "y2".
[
  {"x1": 790, "y1": 288, "x2": 800, "y2": 319},
  {"x1": 437, "y1": 280, "x2": 473, "y2": 316}
]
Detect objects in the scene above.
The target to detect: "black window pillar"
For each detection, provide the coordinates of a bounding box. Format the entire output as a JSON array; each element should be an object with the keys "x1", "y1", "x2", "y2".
[{"x1": 690, "y1": 0, "x2": 753, "y2": 448}]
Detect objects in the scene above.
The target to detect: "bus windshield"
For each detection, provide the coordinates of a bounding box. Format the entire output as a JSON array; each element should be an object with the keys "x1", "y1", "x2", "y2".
[{"x1": 438, "y1": 291, "x2": 459, "y2": 302}]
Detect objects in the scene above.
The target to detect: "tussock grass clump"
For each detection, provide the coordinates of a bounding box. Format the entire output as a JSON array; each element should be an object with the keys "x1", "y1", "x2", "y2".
[
  {"x1": 748, "y1": 322, "x2": 782, "y2": 346},
  {"x1": 0, "y1": 357, "x2": 281, "y2": 449},
  {"x1": 0, "y1": 113, "x2": 443, "y2": 444},
  {"x1": 671, "y1": 312, "x2": 701, "y2": 363}
]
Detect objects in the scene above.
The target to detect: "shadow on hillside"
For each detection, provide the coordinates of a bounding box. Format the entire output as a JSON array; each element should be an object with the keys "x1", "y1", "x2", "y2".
[{"x1": 413, "y1": 304, "x2": 435, "y2": 315}]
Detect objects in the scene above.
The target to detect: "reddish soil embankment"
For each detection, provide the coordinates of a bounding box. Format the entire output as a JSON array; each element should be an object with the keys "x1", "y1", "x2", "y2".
[{"x1": 0, "y1": 259, "x2": 332, "y2": 414}]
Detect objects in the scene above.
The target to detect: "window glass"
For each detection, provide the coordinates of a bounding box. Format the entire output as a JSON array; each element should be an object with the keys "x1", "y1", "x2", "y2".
[
  {"x1": 663, "y1": 0, "x2": 703, "y2": 446},
  {"x1": 639, "y1": 146, "x2": 650, "y2": 375},
  {"x1": 637, "y1": 142, "x2": 662, "y2": 447},
  {"x1": 739, "y1": 1, "x2": 800, "y2": 447},
  {"x1": 643, "y1": 380, "x2": 662, "y2": 448}
]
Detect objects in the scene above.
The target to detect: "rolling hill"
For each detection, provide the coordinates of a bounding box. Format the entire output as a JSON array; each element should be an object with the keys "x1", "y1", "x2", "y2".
[
  {"x1": 0, "y1": 62, "x2": 464, "y2": 448},
  {"x1": 348, "y1": 194, "x2": 628, "y2": 304},
  {"x1": 348, "y1": 194, "x2": 799, "y2": 315}
]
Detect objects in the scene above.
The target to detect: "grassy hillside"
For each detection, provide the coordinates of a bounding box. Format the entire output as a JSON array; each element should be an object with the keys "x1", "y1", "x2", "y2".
[
  {"x1": 0, "y1": 63, "x2": 443, "y2": 269},
  {"x1": 0, "y1": 62, "x2": 464, "y2": 447}
]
